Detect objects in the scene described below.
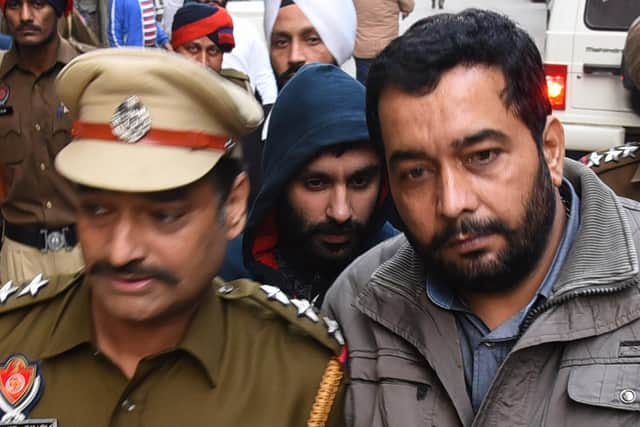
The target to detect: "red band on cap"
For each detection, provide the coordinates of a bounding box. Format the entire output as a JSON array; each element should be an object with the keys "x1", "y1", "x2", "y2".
[
  {"x1": 171, "y1": 10, "x2": 233, "y2": 49},
  {"x1": 72, "y1": 121, "x2": 230, "y2": 151}
]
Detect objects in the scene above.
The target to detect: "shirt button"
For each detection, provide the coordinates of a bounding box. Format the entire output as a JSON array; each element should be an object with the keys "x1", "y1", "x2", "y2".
[
  {"x1": 39, "y1": 163, "x2": 46, "y2": 171},
  {"x1": 121, "y1": 399, "x2": 136, "y2": 411},
  {"x1": 45, "y1": 201, "x2": 52, "y2": 209},
  {"x1": 34, "y1": 123, "x2": 41, "y2": 132}
]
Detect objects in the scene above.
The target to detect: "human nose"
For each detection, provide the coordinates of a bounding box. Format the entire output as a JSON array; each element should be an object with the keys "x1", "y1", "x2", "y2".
[
  {"x1": 288, "y1": 39, "x2": 306, "y2": 66},
  {"x1": 19, "y1": 3, "x2": 33, "y2": 21},
  {"x1": 438, "y1": 166, "x2": 478, "y2": 219},
  {"x1": 106, "y1": 215, "x2": 145, "y2": 267},
  {"x1": 326, "y1": 185, "x2": 352, "y2": 224}
]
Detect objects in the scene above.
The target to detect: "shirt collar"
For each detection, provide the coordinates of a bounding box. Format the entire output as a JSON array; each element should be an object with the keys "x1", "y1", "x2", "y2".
[
  {"x1": 0, "y1": 38, "x2": 77, "y2": 79},
  {"x1": 426, "y1": 178, "x2": 581, "y2": 312},
  {"x1": 41, "y1": 276, "x2": 225, "y2": 387}
]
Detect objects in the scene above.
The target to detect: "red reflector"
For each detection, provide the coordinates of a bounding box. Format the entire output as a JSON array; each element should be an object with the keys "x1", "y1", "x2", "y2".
[{"x1": 544, "y1": 63, "x2": 567, "y2": 110}]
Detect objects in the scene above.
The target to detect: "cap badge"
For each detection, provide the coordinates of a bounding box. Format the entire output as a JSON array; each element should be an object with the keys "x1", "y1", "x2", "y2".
[
  {"x1": 110, "y1": 96, "x2": 152, "y2": 144},
  {"x1": 0, "y1": 354, "x2": 54, "y2": 425}
]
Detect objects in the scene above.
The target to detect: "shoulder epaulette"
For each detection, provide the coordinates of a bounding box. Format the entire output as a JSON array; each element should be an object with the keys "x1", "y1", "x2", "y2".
[
  {"x1": 581, "y1": 142, "x2": 640, "y2": 174},
  {"x1": 0, "y1": 270, "x2": 83, "y2": 314},
  {"x1": 216, "y1": 279, "x2": 344, "y2": 355},
  {"x1": 220, "y1": 68, "x2": 252, "y2": 94}
]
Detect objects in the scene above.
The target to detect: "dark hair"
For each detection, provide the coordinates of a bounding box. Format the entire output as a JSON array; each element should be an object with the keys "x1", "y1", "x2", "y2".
[
  {"x1": 206, "y1": 154, "x2": 244, "y2": 205},
  {"x1": 366, "y1": 9, "x2": 551, "y2": 153}
]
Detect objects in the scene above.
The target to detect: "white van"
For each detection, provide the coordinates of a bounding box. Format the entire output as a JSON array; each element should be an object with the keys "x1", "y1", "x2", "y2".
[{"x1": 544, "y1": 0, "x2": 640, "y2": 156}]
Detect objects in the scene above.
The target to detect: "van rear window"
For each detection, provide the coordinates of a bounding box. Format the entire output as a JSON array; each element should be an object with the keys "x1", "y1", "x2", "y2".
[{"x1": 585, "y1": 0, "x2": 640, "y2": 31}]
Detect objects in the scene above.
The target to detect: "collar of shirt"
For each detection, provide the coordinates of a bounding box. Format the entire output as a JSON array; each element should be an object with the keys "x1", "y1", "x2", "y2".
[
  {"x1": 0, "y1": 37, "x2": 78, "y2": 78},
  {"x1": 426, "y1": 177, "x2": 581, "y2": 339},
  {"x1": 39, "y1": 275, "x2": 224, "y2": 387}
]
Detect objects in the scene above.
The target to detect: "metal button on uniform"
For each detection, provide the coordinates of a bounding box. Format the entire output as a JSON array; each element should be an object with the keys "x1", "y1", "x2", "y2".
[
  {"x1": 620, "y1": 389, "x2": 636, "y2": 404},
  {"x1": 45, "y1": 201, "x2": 52, "y2": 209},
  {"x1": 34, "y1": 123, "x2": 41, "y2": 132},
  {"x1": 40, "y1": 163, "x2": 46, "y2": 171},
  {"x1": 121, "y1": 399, "x2": 136, "y2": 411}
]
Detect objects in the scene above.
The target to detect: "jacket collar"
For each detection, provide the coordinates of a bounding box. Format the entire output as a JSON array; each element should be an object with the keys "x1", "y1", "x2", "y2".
[
  {"x1": 0, "y1": 38, "x2": 77, "y2": 78},
  {"x1": 40, "y1": 275, "x2": 225, "y2": 387}
]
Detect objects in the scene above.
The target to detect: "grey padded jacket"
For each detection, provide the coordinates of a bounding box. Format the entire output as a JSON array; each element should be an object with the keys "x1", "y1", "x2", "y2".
[{"x1": 323, "y1": 160, "x2": 640, "y2": 426}]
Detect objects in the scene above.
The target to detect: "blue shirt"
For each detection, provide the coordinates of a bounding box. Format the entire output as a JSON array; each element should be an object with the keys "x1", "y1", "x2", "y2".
[{"x1": 426, "y1": 179, "x2": 580, "y2": 413}]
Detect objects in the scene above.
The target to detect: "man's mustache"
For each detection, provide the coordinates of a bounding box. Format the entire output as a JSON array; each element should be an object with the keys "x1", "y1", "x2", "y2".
[
  {"x1": 308, "y1": 219, "x2": 364, "y2": 237},
  {"x1": 16, "y1": 24, "x2": 40, "y2": 32},
  {"x1": 277, "y1": 63, "x2": 303, "y2": 87},
  {"x1": 430, "y1": 217, "x2": 513, "y2": 250},
  {"x1": 89, "y1": 260, "x2": 180, "y2": 286}
]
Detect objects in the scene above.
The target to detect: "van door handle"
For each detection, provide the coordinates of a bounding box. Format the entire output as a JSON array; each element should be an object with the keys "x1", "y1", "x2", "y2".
[{"x1": 583, "y1": 64, "x2": 622, "y2": 75}]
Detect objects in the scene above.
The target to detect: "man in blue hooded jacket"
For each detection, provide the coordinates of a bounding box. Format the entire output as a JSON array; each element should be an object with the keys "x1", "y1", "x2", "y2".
[{"x1": 220, "y1": 63, "x2": 397, "y2": 305}]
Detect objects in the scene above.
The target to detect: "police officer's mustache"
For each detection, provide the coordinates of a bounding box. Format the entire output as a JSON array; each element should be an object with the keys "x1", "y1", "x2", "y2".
[
  {"x1": 89, "y1": 260, "x2": 180, "y2": 286},
  {"x1": 16, "y1": 24, "x2": 40, "y2": 32}
]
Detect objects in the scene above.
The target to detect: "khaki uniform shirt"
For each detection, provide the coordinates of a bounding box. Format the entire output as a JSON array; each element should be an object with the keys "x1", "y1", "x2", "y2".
[
  {"x1": 0, "y1": 274, "x2": 347, "y2": 426},
  {"x1": 0, "y1": 39, "x2": 81, "y2": 227}
]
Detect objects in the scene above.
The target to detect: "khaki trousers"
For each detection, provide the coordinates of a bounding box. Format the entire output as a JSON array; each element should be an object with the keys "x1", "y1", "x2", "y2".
[{"x1": 0, "y1": 237, "x2": 84, "y2": 284}]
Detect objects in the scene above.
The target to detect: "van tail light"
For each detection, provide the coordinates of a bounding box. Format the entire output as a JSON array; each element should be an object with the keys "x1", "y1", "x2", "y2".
[{"x1": 544, "y1": 63, "x2": 568, "y2": 110}]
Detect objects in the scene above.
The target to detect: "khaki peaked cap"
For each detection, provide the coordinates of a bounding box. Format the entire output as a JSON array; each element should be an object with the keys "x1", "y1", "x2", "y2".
[{"x1": 54, "y1": 48, "x2": 263, "y2": 192}]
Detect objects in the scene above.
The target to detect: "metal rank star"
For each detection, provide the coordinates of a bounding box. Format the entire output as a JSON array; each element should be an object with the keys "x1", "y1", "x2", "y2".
[
  {"x1": 110, "y1": 96, "x2": 152, "y2": 143},
  {"x1": 290, "y1": 299, "x2": 320, "y2": 323},
  {"x1": 323, "y1": 317, "x2": 345, "y2": 346},
  {"x1": 259, "y1": 285, "x2": 290, "y2": 306},
  {"x1": 585, "y1": 151, "x2": 604, "y2": 168},
  {"x1": 0, "y1": 275, "x2": 48, "y2": 305}
]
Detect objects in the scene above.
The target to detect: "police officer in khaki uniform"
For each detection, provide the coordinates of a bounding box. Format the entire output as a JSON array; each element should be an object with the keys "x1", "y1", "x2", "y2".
[
  {"x1": 583, "y1": 17, "x2": 640, "y2": 200},
  {"x1": 0, "y1": 0, "x2": 86, "y2": 285},
  {"x1": 0, "y1": 48, "x2": 347, "y2": 426}
]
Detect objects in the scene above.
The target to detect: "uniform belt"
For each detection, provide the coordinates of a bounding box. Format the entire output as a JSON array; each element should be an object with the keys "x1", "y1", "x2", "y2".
[{"x1": 3, "y1": 222, "x2": 77, "y2": 252}]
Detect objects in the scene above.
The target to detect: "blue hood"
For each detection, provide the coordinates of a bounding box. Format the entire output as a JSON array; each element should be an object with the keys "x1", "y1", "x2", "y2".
[{"x1": 242, "y1": 63, "x2": 392, "y2": 283}]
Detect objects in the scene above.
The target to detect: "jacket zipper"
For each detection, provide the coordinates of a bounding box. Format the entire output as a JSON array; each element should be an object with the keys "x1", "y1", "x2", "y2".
[{"x1": 520, "y1": 277, "x2": 640, "y2": 334}]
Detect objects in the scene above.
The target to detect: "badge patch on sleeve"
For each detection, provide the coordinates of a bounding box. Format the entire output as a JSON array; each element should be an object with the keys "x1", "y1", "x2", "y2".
[
  {"x1": 0, "y1": 83, "x2": 12, "y2": 117},
  {"x1": 0, "y1": 83, "x2": 9, "y2": 106},
  {"x1": 0, "y1": 354, "x2": 56, "y2": 427}
]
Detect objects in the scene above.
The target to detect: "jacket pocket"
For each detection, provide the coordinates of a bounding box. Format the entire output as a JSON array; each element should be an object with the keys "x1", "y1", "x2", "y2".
[
  {"x1": 376, "y1": 354, "x2": 436, "y2": 427},
  {"x1": 0, "y1": 112, "x2": 24, "y2": 164},
  {"x1": 568, "y1": 363, "x2": 640, "y2": 412},
  {"x1": 348, "y1": 352, "x2": 437, "y2": 427}
]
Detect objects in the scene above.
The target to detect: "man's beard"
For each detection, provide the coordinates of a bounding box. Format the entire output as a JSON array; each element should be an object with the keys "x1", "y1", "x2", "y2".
[
  {"x1": 408, "y1": 154, "x2": 557, "y2": 295},
  {"x1": 274, "y1": 62, "x2": 303, "y2": 90},
  {"x1": 275, "y1": 197, "x2": 371, "y2": 277}
]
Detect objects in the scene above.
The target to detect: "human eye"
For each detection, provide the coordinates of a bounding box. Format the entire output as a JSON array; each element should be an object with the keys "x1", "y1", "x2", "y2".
[
  {"x1": 31, "y1": 0, "x2": 46, "y2": 8},
  {"x1": 80, "y1": 203, "x2": 111, "y2": 217},
  {"x1": 464, "y1": 149, "x2": 499, "y2": 167},
  {"x1": 271, "y1": 37, "x2": 288, "y2": 49},
  {"x1": 306, "y1": 35, "x2": 322, "y2": 45},
  {"x1": 348, "y1": 172, "x2": 377, "y2": 190},
  {"x1": 151, "y1": 210, "x2": 185, "y2": 225},
  {"x1": 207, "y1": 46, "x2": 221, "y2": 57},
  {"x1": 6, "y1": 0, "x2": 20, "y2": 9},
  {"x1": 185, "y1": 44, "x2": 200, "y2": 54},
  {"x1": 303, "y1": 177, "x2": 329, "y2": 191}
]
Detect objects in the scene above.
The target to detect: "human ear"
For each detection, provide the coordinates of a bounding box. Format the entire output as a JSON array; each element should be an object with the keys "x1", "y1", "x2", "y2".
[
  {"x1": 223, "y1": 172, "x2": 249, "y2": 240},
  {"x1": 541, "y1": 116, "x2": 565, "y2": 187}
]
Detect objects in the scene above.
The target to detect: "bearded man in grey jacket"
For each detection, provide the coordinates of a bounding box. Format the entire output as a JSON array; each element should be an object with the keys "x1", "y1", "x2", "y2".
[{"x1": 323, "y1": 8, "x2": 640, "y2": 427}]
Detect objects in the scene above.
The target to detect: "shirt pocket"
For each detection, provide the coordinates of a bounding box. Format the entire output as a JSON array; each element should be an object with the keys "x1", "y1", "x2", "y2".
[{"x1": 0, "y1": 112, "x2": 24, "y2": 164}]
